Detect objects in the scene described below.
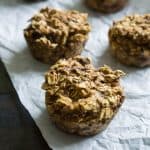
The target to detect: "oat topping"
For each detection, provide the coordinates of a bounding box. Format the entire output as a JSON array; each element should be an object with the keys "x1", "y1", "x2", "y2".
[
  {"x1": 26, "y1": 8, "x2": 90, "y2": 44},
  {"x1": 109, "y1": 14, "x2": 150, "y2": 67},
  {"x1": 24, "y1": 8, "x2": 91, "y2": 64},
  {"x1": 42, "y1": 56, "x2": 125, "y2": 135},
  {"x1": 110, "y1": 14, "x2": 150, "y2": 45}
]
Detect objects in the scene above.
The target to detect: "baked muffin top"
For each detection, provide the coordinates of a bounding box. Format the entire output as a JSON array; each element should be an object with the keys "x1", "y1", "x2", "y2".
[
  {"x1": 42, "y1": 56, "x2": 125, "y2": 121},
  {"x1": 109, "y1": 14, "x2": 150, "y2": 45},
  {"x1": 24, "y1": 7, "x2": 91, "y2": 49},
  {"x1": 86, "y1": 0, "x2": 127, "y2": 13}
]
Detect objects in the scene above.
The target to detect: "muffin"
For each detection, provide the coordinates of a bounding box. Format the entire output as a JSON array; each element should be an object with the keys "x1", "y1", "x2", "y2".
[
  {"x1": 24, "y1": 8, "x2": 91, "y2": 64},
  {"x1": 42, "y1": 56, "x2": 125, "y2": 136},
  {"x1": 109, "y1": 14, "x2": 150, "y2": 67},
  {"x1": 85, "y1": 0, "x2": 128, "y2": 13}
]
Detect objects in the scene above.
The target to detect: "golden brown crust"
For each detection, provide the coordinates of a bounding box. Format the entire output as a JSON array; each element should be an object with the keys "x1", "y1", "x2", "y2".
[
  {"x1": 109, "y1": 14, "x2": 150, "y2": 67},
  {"x1": 85, "y1": 0, "x2": 128, "y2": 13},
  {"x1": 24, "y1": 8, "x2": 91, "y2": 64},
  {"x1": 42, "y1": 56, "x2": 125, "y2": 136}
]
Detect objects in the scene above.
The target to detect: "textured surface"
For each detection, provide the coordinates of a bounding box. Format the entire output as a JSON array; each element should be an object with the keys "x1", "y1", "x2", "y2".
[
  {"x1": 42, "y1": 56, "x2": 124, "y2": 135},
  {"x1": 109, "y1": 14, "x2": 150, "y2": 67},
  {"x1": 24, "y1": 7, "x2": 90, "y2": 64},
  {"x1": 0, "y1": 0, "x2": 150, "y2": 150}
]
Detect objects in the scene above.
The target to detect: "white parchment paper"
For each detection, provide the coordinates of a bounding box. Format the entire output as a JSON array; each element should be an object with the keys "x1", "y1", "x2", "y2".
[{"x1": 0, "y1": 0, "x2": 150, "y2": 149}]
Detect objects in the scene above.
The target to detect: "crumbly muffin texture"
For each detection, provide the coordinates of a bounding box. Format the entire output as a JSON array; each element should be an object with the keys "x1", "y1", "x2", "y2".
[
  {"x1": 42, "y1": 56, "x2": 125, "y2": 136},
  {"x1": 109, "y1": 14, "x2": 150, "y2": 67},
  {"x1": 85, "y1": 0, "x2": 127, "y2": 13},
  {"x1": 24, "y1": 8, "x2": 91, "y2": 64}
]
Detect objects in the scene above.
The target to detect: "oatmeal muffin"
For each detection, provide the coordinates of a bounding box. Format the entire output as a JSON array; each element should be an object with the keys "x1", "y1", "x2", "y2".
[
  {"x1": 42, "y1": 56, "x2": 125, "y2": 136},
  {"x1": 85, "y1": 0, "x2": 128, "y2": 13},
  {"x1": 24, "y1": 8, "x2": 91, "y2": 64},
  {"x1": 109, "y1": 14, "x2": 150, "y2": 67}
]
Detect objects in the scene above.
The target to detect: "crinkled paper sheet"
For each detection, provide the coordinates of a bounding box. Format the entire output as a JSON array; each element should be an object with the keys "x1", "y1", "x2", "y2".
[{"x1": 0, "y1": 0, "x2": 150, "y2": 149}]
